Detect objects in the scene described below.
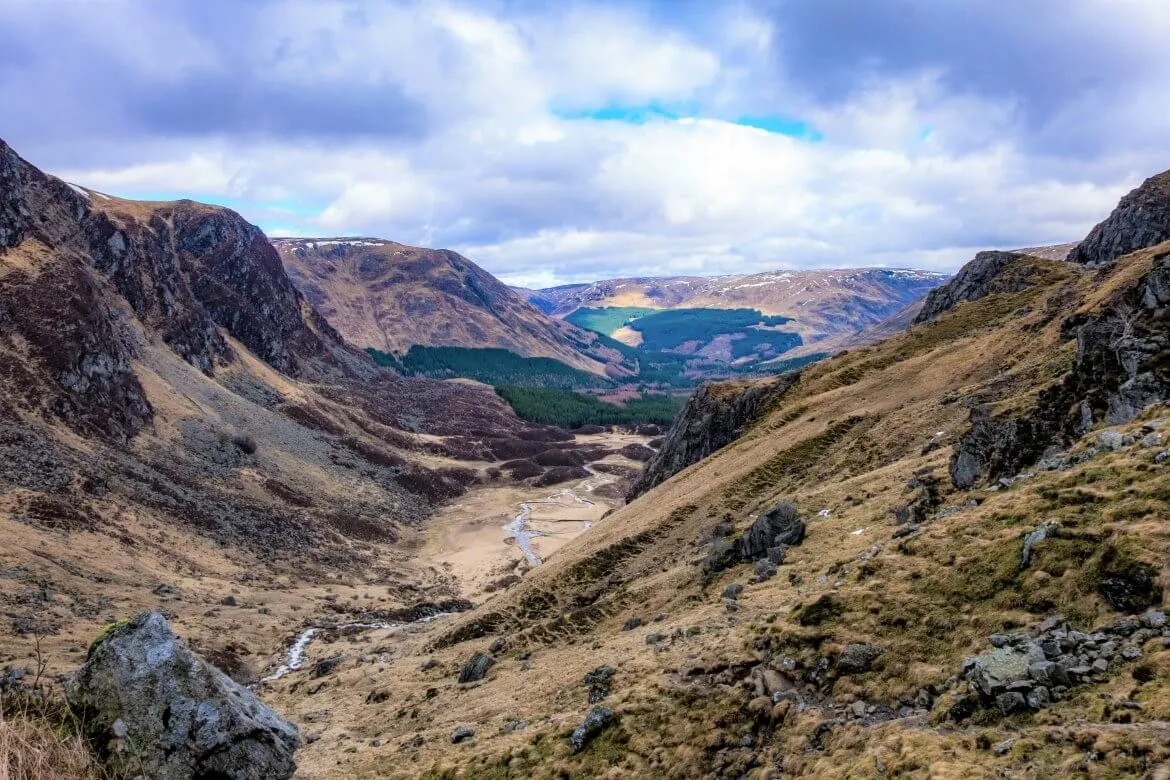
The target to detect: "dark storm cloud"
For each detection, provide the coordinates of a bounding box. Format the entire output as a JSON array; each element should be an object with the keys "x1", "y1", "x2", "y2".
[
  {"x1": 761, "y1": 0, "x2": 1162, "y2": 154},
  {"x1": 129, "y1": 74, "x2": 427, "y2": 140},
  {"x1": 0, "y1": 0, "x2": 428, "y2": 166}
]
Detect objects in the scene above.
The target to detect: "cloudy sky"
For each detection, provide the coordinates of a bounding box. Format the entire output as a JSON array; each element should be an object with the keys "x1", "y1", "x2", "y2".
[{"x1": 2, "y1": 0, "x2": 1168, "y2": 287}]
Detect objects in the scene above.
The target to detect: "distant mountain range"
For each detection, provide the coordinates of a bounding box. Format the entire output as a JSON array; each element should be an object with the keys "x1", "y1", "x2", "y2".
[
  {"x1": 515, "y1": 268, "x2": 950, "y2": 360},
  {"x1": 274, "y1": 239, "x2": 954, "y2": 388}
]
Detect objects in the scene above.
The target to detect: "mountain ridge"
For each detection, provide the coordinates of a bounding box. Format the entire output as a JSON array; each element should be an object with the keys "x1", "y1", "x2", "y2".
[{"x1": 273, "y1": 237, "x2": 626, "y2": 376}]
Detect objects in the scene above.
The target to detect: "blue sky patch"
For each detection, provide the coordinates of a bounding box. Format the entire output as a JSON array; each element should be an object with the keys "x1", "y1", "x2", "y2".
[{"x1": 733, "y1": 116, "x2": 824, "y2": 141}]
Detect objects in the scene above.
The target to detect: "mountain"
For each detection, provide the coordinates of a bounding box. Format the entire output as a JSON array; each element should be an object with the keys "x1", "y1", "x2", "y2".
[
  {"x1": 9, "y1": 126, "x2": 1170, "y2": 780},
  {"x1": 0, "y1": 138, "x2": 656, "y2": 761},
  {"x1": 515, "y1": 268, "x2": 949, "y2": 358},
  {"x1": 274, "y1": 237, "x2": 627, "y2": 376},
  {"x1": 390, "y1": 174, "x2": 1170, "y2": 778}
]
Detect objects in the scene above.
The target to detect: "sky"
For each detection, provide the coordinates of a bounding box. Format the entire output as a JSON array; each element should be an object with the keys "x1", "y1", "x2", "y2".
[{"x1": 2, "y1": 0, "x2": 1169, "y2": 288}]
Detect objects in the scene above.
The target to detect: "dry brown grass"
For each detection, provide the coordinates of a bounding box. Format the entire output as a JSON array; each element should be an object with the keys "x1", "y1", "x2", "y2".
[
  {"x1": 320, "y1": 248, "x2": 1170, "y2": 779},
  {"x1": 0, "y1": 696, "x2": 102, "y2": 780}
]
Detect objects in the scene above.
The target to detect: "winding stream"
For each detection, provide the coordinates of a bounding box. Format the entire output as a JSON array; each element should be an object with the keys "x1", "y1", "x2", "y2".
[
  {"x1": 262, "y1": 612, "x2": 456, "y2": 682},
  {"x1": 504, "y1": 466, "x2": 611, "y2": 567}
]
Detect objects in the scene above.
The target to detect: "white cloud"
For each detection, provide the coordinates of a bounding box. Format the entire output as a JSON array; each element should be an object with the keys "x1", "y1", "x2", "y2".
[{"x1": 14, "y1": 0, "x2": 1170, "y2": 288}]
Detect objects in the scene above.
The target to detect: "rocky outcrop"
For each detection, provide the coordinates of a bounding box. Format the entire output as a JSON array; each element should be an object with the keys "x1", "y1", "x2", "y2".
[
  {"x1": 0, "y1": 136, "x2": 382, "y2": 440},
  {"x1": 955, "y1": 611, "x2": 1168, "y2": 717},
  {"x1": 0, "y1": 140, "x2": 33, "y2": 249},
  {"x1": 949, "y1": 247, "x2": 1170, "y2": 487},
  {"x1": 628, "y1": 374, "x2": 799, "y2": 499},
  {"x1": 1069, "y1": 170, "x2": 1170, "y2": 265},
  {"x1": 914, "y1": 251, "x2": 1038, "y2": 324},
  {"x1": 66, "y1": 612, "x2": 299, "y2": 780}
]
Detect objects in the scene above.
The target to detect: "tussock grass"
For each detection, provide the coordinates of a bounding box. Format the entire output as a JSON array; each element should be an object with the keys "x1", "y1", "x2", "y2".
[{"x1": 0, "y1": 692, "x2": 104, "y2": 780}]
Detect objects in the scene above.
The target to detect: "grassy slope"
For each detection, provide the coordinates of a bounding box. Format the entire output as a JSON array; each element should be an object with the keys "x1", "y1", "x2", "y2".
[{"x1": 291, "y1": 248, "x2": 1170, "y2": 778}]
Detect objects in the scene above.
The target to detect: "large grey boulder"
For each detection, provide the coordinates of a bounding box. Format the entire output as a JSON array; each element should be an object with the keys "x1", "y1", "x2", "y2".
[
  {"x1": 66, "y1": 612, "x2": 299, "y2": 780},
  {"x1": 457, "y1": 651, "x2": 495, "y2": 683},
  {"x1": 963, "y1": 646, "x2": 1039, "y2": 697}
]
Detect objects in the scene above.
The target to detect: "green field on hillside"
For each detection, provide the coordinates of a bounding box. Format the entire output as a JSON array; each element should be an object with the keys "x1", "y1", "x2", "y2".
[{"x1": 564, "y1": 306, "x2": 658, "y2": 335}]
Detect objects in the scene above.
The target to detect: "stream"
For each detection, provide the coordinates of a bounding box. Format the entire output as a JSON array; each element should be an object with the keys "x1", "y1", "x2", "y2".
[
  {"x1": 262, "y1": 612, "x2": 456, "y2": 682},
  {"x1": 264, "y1": 468, "x2": 621, "y2": 681},
  {"x1": 504, "y1": 466, "x2": 612, "y2": 567}
]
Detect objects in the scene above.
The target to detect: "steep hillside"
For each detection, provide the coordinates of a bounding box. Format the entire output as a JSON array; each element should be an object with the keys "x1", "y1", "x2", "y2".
[
  {"x1": 248, "y1": 175, "x2": 1170, "y2": 779},
  {"x1": 274, "y1": 238, "x2": 626, "y2": 376},
  {"x1": 0, "y1": 138, "x2": 652, "y2": 767}
]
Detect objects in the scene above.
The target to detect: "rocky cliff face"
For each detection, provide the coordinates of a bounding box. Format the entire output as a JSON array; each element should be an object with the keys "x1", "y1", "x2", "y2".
[
  {"x1": 950, "y1": 243, "x2": 1170, "y2": 487},
  {"x1": 1069, "y1": 171, "x2": 1170, "y2": 266},
  {"x1": 627, "y1": 373, "x2": 799, "y2": 500},
  {"x1": 0, "y1": 139, "x2": 378, "y2": 441},
  {"x1": 915, "y1": 251, "x2": 1045, "y2": 324}
]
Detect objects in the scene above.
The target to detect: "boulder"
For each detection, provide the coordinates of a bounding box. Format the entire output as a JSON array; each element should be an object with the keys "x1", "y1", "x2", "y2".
[
  {"x1": 583, "y1": 665, "x2": 616, "y2": 703},
  {"x1": 753, "y1": 559, "x2": 778, "y2": 581},
  {"x1": 569, "y1": 706, "x2": 617, "y2": 753},
  {"x1": 964, "y1": 647, "x2": 1035, "y2": 697},
  {"x1": 451, "y1": 725, "x2": 475, "y2": 744},
  {"x1": 457, "y1": 651, "x2": 495, "y2": 683},
  {"x1": 737, "y1": 502, "x2": 805, "y2": 560},
  {"x1": 837, "y1": 643, "x2": 885, "y2": 674},
  {"x1": 66, "y1": 612, "x2": 299, "y2": 780}
]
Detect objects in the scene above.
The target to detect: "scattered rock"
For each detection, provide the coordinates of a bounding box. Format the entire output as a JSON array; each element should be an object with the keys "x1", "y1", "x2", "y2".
[
  {"x1": 1097, "y1": 430, "x2": 1126, "y2": 451},
  {"x1": 992, "y1": 737, "x2": 1015, "y2": 756},
  {"x1": 569, "y1": 706, "x2": 617, "y2": 753},
  {"x1": 583, "y1": 665, "x2": 616, "y2": 703},
  {"x1": 622, "y1": 616, "x2": 644, "y2": 631},
  {"x1": 722, "y1": 583, "x2": 744, "y2": 601},
  {"x1": 837, "y1": 644, "x2": 885, "y2": 675},
  {"x1": 738, "y1": 502, "x2": 805, "y2": 560},
  {"x1": 457, "y1": 651, "x2": 495, "y2": 684},
  {"x1": 753, "y1": 559, "x2": 778, "y2": 582},
  {"x1": 1143, "y1": 609, "x2": 1167, "y2": 629},
  {"x1": 66, "y1": 612, "x2": 299, "y2": 780},
  {"x1": 501, "y1": 719, "x2": 528, "y2": 734},
  {"x1": 488, "y1": 636, "x2": 508, "y2": 654},
  {"x1": 1020, "y1": 521, "x2": 1058, "y2": 569},
  {"x1": 995, "y1": 691, "x2": 1026, "y2": 714},
  {"x1": 310, "y1": 654, "x2": 343, "y2": 679},
  {"x1": 220, "y1": 595, "x2": 237, "y2": 607},
  {"x1": 451, "y1": 726, "x2": 475, "y2": 744},
  {"x1": 645, "y1": 633, "x2": 667, "y2": 645},
  {"x1": 151, "y1": 583, "x2": 179, "y2": 599}
]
